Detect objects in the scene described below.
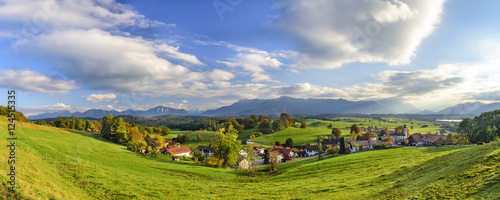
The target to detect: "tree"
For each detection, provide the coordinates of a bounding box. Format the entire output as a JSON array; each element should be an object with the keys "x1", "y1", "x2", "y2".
[
  {"x1": 192, "y1": 149, "x2": 204, "y2": 162},
  {"x1": 300, "y1": 122, "x2": 307, "y2": 129},
  {"x1": 350, "y1": 124, "x2": 361, "y2": 135},
  {"x1": 155, "y1": 134, "x2": 165, "y2": 148},
  {"x1": 263, "y1": 149, "x2": 270, "y2": 164},
  {"x1": 439, "y1": 128, "x2": 448, "y2": 135},
  {"x1": 196, "y1": 134, "x2": 202, "y2": 141},
  {"x1": 54, "y1": 116, "x2": 63, "y2": 127},
  {"x1": 339, "y1": 137, "x2": 346, "y2": 154},
  {"x1": 161, "y1": 127, "x2": 170, "y2": 136},
  {"x1": 259, "y1": 119, "x2": 273, "y2": 134},
  {"x1": 280, "y1": 113, "x2": 295, "y2": 127},
  {"x1": 379, "y1": 129, "x2": 388, "y2": 136},
  {"x1": 128, "y1": 127, "x2": 143, "y2": 143},
  {"x1": 446, "y1": 133, "x2": 456, "y2": 144},
  {"x1": 85, "y1": 120, "x2": 94, "y2": 132},
  {"x1": 272, "y1": 119, "x2": 285, "y2": 132},
  {"x1": 284, "y1": 138, "x2": 294, "y2": 148},
  {"x1": 317, "y1": 144, "x2": 323, "y2": 160},
  {"x1": 332, "y1": 128, "x2": 342, "y2": 138},
  {"x1": 395, "y1": 126, "x2": 405, "y2": 133},
  {"x1": 269, "y1": 152, "x2": 279, "y2": 172},
  {"x1": 275, "y1": 140, "x2": 282, "y2": 146},
  {"x1": 211, "y1": 125, "x2": 241, "y2": 168}
]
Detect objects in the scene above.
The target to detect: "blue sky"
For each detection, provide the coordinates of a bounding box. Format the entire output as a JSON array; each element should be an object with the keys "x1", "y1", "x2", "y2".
[{"x1": 1, "y1": 0, "x2": 500, "y2": 116}]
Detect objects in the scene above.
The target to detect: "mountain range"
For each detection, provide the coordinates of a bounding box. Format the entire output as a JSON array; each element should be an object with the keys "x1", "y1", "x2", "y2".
[
  {"x1": 28, "y1": 106, "x2": 188, "y2": 119},
  {"x1": 200, "y1": 96, "x2": 420, "y2": 116},
  {"x1": 27, "y1": 97, "x2": 500, "y2": 119}
]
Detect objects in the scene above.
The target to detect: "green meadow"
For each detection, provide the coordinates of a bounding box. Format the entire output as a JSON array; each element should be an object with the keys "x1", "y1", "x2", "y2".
[{"x1": 1, "y1": 116, "x2": 499, "y2": 199}]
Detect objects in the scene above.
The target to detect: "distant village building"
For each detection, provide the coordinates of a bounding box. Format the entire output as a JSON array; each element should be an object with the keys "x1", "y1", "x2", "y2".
[{"x1": 408, "y1": 134, "x2": 447, "y2": 146}]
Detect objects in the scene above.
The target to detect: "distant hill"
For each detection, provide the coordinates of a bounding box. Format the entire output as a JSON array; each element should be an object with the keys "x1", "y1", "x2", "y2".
[
  {"x1": 437, "y1": 102, "x2": 500, "y2": 116},
  {"x1": 28, "y1": 106, "x2": 188, "y2": 119},
  {"x1": 201, "y1": 96, "x2": 420, "y2": 116}
]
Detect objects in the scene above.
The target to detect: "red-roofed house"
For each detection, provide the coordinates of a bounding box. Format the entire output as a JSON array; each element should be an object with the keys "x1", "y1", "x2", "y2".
[
  {"x1": 270, "y1": 146, "x2": 295, "y2": 162},
  {"x1": 165, "y1": 141, "x2": 181, "y2": 149},
  {"x1": 409, "y1": 134, "x2": 447, "y2": 146},
  {"x1": 164, "y1": 146, "x2": 191, "y2": 157}
]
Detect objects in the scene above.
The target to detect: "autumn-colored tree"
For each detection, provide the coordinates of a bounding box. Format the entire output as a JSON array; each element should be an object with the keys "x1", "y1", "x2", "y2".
[
  {"x1": 362, "y1": 132, "x2": 376, "y2": 140},
  {"x1": 300, "y1": 122, "x2": 307, "y2": 129},
  {"x1": 350, "y1": 124, "x2": 361, "y2": 135},
  {"x1": 196, "y1": 134, "x2": 202, "y2": 141},
  {"x1": 280, "y1": 113, "x2": 295, "y2": 127},
  {"x1": 155, "y1": 134, "x2": 165, "y2": 148},
  {"x1": 332, "y1": 128, "x2": 342, "y2": 138}
]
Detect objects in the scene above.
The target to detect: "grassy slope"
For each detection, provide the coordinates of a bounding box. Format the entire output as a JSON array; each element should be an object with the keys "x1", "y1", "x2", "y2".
[{"x1": 1, "y1": 116, "x2": 499, "y2": 199}]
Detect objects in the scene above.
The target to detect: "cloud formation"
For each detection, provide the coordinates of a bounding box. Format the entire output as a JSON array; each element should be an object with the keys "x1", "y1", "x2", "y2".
[
  {"x1": 0, "y1": 69, "x2": 75, "y2": 94},
  {"x1": 276, "y1": 0, "x2": 446, "y2": 68},
  {"x1": 85, "y1": 93, "x2": 117, "y2": 103}
]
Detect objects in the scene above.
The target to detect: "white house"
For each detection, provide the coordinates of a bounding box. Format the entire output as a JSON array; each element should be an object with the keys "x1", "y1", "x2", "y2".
[
  {"x1": 304, "y1": 145, "x2": 320, "y2": 156},
  {"x1": 196, "y1": 146, "x2": 214, "y2": 158}
]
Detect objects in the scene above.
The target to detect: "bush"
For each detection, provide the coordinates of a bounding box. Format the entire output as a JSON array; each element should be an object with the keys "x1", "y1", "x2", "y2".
[{"x1": 382, "y1": 143, "x2": 387, "y2": 149}]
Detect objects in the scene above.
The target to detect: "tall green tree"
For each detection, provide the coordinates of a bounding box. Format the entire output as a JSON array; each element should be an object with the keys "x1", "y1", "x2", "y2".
[
  {"x1": 284, "y1": 138, "x2": 294, "y2": 148},
  {"x1": 272, "y1": 119, "x2": 285, "y2": 132},
  {"x1": 340, "y1": 137, "x2": 346, "y2": 154},
  {"x1": 211, "y1": 125, "x2": 241, "y2": 168}
]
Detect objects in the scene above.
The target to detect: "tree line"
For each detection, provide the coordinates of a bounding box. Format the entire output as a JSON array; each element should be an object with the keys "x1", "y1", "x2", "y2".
[{"x1": 457, "y1": 109, "x2": 500, "y2": 143}]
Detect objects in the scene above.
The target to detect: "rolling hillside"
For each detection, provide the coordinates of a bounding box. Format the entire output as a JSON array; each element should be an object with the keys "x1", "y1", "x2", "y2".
[{"x1": 1, "y1": 116, "x2": 499, "y2": 199}]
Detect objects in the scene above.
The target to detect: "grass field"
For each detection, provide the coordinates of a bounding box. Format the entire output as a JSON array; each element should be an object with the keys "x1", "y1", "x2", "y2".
[{"x1": 1, "y1": 116, "x2": 499, "y2": 199}]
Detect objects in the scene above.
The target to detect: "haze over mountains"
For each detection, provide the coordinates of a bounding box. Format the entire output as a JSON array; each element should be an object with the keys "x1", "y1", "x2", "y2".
[
  {"x1": 28, "y1": 106, "x2": 188, "y2": 119},
  {"x1": 27, "y1": 96, "x2": 500, "y2": 119}
]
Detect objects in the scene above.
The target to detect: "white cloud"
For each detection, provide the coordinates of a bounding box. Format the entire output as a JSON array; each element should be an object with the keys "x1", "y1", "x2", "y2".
[
  {"x1": 215, "y1": 42, "x2": 285, "y2": 82},
  {"x1": 18, "y1": 29, "x2": 205, "y2": 93},
  {"x1": 0, "y1": 0, "x2": 162, "y2": 32},
  {"x1": 85, "y1": 93, "x2": 117, "y2": 103},
  {"x1": 275, "y1": 0, "x2": 446, "y2": 68},
  {"x1": 0, "y1": 69, "x2": 76, "y2": 94}
]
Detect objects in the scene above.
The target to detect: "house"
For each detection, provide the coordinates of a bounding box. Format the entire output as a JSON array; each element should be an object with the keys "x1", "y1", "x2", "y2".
[
  {"x1": 349, "y1": 140, "x2": 391, "y2": 153},
  {"x1": 388, "y1": 125, "x2": 409, "y2": 142},
  {"x1": 304, "y1": 145, "x2": 320, "y2": 157},
  {"x1": 253, "y1": 145, "x2": 265, "y2": 155},
  {"x1": 322, "y1": 139, "x2": 340, "y2": 146},
  {"x1": 196, "y1": 146, "x2": 215, "y2": 158},
  {"x1": 164, "y1": 146, "x2": 191, "y2": 157},
  {"x1": 237, "y1": 155, "x2": 250, "y2": 169},
  {"x1": 165, "y1": 141, "x2": 181, "y2": 149},
  {"x1": 408, "y1": 134, "x2": 447, "y2": 146},
  {"x1": 270, "y1": 146, "x2": 294, "y2": 161},
  {"x1": 172, "y1": 156, "x2": 180, "y2": 161},
  {"x1": 241, "y1": 140, "x2": 254, "y2": 145},
  {"x1": 239, "y1": 148, "x2": 248, "y2": 157}
]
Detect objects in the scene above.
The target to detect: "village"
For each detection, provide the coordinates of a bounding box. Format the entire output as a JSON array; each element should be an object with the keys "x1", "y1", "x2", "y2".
[{"x1": 137, "y1": 124, "x2": 453, "y2": 169}]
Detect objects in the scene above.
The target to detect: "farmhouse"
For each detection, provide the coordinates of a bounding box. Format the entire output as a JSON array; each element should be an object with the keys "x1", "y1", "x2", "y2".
[
  {"x1": 196, "y1": 146, "x2": 215, "y2": 158},
  {"x1": 253, "y1": 145, "x2": 265, "y2": 155},
  {"x1": 270, "y1": 146, "x2": 294, "y2": 161},
  {"x1": 237, "y1": 156, "x2": 250, "y2": 169},
  {"x1": 165, "y1": 141, "x2": 181, "y2": 149},
  {"x1": 408, "y1": 134, "x2": 447, "y2": 146},
  {"x1": 164, "y1": 146, "x2": 191, "y2": 157},
  {"x1": 304, "y1": 145, "x2": 320, "y2": 157},
  {"x1": 349, "y1": 140, "x2": 392, "y2": 153}
]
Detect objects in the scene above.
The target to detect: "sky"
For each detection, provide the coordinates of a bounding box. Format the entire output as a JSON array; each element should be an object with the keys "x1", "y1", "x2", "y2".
[{"x1": 1, "y1": 0, "x2": 500, "y2": 116}]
